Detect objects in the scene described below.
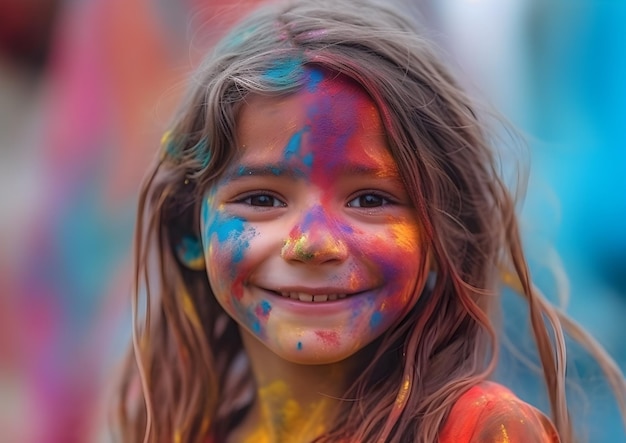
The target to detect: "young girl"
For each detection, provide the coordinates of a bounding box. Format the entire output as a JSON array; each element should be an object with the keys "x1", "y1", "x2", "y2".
[{"x1": 117, "y1": 0, "x2": 626, "y2": 441}]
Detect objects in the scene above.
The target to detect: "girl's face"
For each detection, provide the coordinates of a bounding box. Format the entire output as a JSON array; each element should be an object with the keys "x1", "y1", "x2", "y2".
[{"x1": 201, "y1": 70, "x2": 428, "y2": 364}]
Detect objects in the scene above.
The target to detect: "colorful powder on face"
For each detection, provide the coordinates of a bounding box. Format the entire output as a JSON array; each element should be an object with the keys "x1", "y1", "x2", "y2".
[
  {"x1": 256, "y1": 300, "x2": 272, "y2": 317},
  {"x1": 302, "y1": 152, "x2": 313, "y2": 167},
  {"x1": 297, "y1": 341, "x2": 303, "y2": 350},
  {"x1": 204, "y1": 211, "x2": 249, "y2": 263},
  {"x1": 315, "y1": 330, "x2": 340, "y2": 347},
  {"x1": 231, "y1": 274, "x2": 246, "y2": 300},
  {"x1": 369, "y1": 311, "x2": 382, "y2": 329},
  {"x1": 245, "y1": 305, "x2": 263, "y2": 335},
  {"x1": 289, "y1": 233, "x2": 315, "y2": 261},
  {"x1": 388, "y1": 221, "x2": 421, "y2": 252},
  {"x1": 302, "y1": 78, "x2": 366, "y2": 191},
  {"x1": 283, "y1": 127, "x2": 309, "y2": 162},
  {"x1": 282, "y1": 206, "x2": 348, "y2": 262},
  {"x1": 306, "y1": 68, "x2": 324, "y2": 92}
]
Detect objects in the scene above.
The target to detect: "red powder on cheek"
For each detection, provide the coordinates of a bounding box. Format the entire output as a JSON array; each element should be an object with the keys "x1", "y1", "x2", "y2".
[
  {"x1": 315, "y1": 330, "x2": 340, "y2": 347},
  {"x1": 231, "y1": 272, "x2": 247, "y2": 300}
]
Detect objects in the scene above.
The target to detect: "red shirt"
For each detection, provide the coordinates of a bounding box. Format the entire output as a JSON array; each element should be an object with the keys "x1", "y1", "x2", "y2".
[{"x1": 439, "y1": 381, "x2": 560, "y2": 442}]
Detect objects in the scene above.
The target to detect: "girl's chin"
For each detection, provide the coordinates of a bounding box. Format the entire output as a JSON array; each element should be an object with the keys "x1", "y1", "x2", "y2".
[{"x1": 262, "y1": 331, "x2": 373, "y2": 366}]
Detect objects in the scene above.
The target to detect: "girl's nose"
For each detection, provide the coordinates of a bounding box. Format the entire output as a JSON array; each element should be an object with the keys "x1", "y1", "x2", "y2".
[{"x1": 280, "y1": 207, "x2": 349, "y2": 264}]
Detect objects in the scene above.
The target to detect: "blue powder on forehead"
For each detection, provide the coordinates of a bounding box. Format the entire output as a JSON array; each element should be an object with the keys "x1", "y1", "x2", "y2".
[
  {"x1": 306, "y1": 68, "x2": 324, "y2": 92},
  {"x1": 284, "y1": 129, "x2": 305, "y2": 160},
  {"x1": 302, "y1": 153, "x2": 313, "y2": 167}
]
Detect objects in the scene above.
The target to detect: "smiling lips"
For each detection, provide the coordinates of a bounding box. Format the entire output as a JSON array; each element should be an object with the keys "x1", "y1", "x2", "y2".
[{"x1": 277, "y1": 291, "x2": 349, "y2": 302}]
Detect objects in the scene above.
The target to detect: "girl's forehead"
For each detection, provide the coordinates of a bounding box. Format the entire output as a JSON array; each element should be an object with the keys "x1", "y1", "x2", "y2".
[
  {"x1": 229, "y1": 74, "x2": 400, "y2": 184},
  {"x1": 242, "y1": 71, "x2": 379, "y2": 120},
  {"x1": 236, "y1": 70, "x2": 388, "y2": 157}
]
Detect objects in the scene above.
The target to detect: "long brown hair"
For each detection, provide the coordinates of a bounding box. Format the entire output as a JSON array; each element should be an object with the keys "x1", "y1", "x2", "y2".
[{"x1": 116, "y1": 1, "x2": 626, "y2": 442}]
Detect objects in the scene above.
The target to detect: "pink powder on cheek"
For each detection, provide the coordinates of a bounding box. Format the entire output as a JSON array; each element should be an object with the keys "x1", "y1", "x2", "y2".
[
  {"x1": 255, "y1": 300, "x2": 272, "y2": 318},
  {"x1": 209, "y1": 237, "x2": 249, "y2": 301},
  {"x1": 231, "y1": 274, "x2": 246, "y2": 300}
]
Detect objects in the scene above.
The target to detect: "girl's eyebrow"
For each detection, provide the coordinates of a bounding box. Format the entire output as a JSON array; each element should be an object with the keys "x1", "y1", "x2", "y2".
[
  {"x1": 221, "y1": 163, "x2": 306, "y2": 182},
  {"x1": 221, "y1": 162, "x2": 403, "y2": 183}
]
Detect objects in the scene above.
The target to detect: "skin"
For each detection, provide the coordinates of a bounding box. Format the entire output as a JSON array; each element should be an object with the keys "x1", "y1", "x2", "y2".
[{"x1": 200, "y1": 70, "x2": 430, "y2": 441}]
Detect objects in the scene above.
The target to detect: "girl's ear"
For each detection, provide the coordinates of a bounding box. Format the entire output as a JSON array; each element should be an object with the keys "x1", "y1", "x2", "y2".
[{"x1": 176, "y1": 235, "x2": 206, "y2": 270}]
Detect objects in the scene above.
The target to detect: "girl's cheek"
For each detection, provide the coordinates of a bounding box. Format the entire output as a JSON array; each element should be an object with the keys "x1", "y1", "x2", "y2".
[
  {"x1": 359, "y1": 219, "x2": 423, "y2": 307},
  {"x1": 202, "y1": 206, "x2": 256, "y2": 300}
]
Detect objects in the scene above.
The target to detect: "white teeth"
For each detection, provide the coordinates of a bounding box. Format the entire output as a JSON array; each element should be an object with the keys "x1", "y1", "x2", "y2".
[
  {"x1": 298, "y1": 293, "x2": 313, "y2": 302},
  {"x1": 278, "y1": 292, "x2": 347, "y2": 302}
]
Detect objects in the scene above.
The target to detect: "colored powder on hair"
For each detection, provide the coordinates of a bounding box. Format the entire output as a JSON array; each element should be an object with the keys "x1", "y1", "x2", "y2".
[
  {"x1": 160, "y1": 130, "x2": 178, "y2": 160},
  {"x1": 262, "y1": 55, "x2": 305, "y2": 87},
  {"x1": 221, "y1": 23, "x2": 263, "y2": 51},
  {"x1": 176, "y1": 235, "x2": 204, "y2": 268},
  {"x1": 190, "y1": 138, "x2": 211, "y2": 169},
  {"x1": 181, "y1": 289, "x2": 202, "y2": 330}
]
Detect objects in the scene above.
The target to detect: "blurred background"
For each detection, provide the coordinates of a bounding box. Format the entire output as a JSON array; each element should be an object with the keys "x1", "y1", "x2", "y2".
[{"x1": 0, "y1": 0, "x2": 623, "y2": 441}]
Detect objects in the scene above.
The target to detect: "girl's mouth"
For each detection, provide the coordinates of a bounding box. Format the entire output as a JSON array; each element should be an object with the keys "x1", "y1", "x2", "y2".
[{"x1": 277, "y1": 292, "x2": 348, "y2": 302}]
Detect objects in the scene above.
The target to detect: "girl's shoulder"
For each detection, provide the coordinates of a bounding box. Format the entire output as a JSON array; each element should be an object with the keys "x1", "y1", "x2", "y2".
[{"x1": 439, "y1": 381, "x2": 560, "y2": 443}]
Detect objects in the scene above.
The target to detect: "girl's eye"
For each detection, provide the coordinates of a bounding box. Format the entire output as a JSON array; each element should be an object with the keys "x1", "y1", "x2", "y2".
[
  {"x1": 347, "y1": 194, "x2": 389, "y2": 208},
  {"x1": 241, "y1": 194, "x2": 286, "y2": 207}
]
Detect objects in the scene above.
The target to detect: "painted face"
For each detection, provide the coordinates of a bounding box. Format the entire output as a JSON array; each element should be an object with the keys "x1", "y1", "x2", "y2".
[{"x1": 201, "y1": 69, "x2": 429, "y2": 364}]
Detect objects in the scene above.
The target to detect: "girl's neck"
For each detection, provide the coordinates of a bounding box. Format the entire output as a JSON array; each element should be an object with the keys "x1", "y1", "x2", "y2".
[{"x1": 231, "y1": 329, "x2": 357, "y2": 443}]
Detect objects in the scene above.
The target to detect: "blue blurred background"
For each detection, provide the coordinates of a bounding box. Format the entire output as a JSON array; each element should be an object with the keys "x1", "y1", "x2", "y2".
[{"x1": 0, "y1": 0, "x2": 623, "y2": 441}]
